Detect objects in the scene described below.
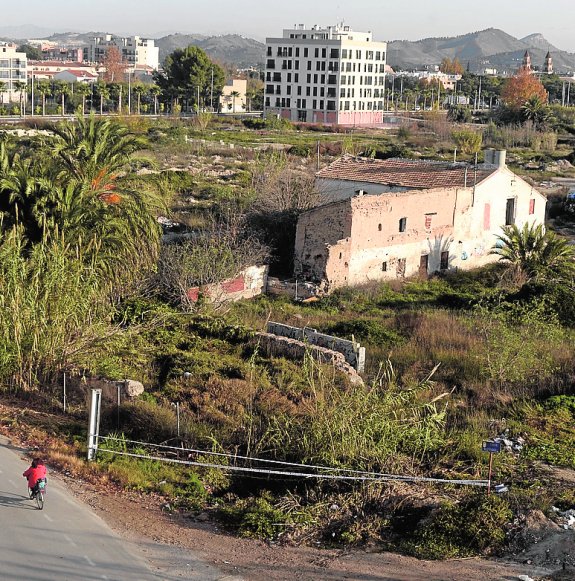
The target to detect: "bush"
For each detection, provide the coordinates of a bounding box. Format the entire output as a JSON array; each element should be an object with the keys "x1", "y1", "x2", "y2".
[
  {"x1": 404, "y1": 494, "x2": 513, "y2": 559},
  {"x1": 217, "y1": 495, "x2": 293, "y2": 540}
]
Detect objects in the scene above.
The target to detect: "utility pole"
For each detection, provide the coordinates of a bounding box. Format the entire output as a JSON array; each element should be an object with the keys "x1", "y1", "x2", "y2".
[{"x1": 210, "y1": 68, "x2": 214, "y2": 111}]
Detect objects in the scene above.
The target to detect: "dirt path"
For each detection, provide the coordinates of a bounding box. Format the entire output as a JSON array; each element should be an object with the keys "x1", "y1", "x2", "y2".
[{"x1": 60, "y1": 475, "x2": 558, "y2": 581}]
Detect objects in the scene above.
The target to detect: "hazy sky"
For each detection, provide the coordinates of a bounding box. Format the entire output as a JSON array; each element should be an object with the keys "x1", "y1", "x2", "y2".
[{"x1": 8, "y1": 0, "x2": 575, "y2": 51}]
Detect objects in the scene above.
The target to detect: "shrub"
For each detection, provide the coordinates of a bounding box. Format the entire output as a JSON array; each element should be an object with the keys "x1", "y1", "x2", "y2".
[
  {"x1": 404, "y1": 494, "x2": 513, "y2": 559},
  {"x1": 217, "y1": 495, "x2": 293, "y2": 540}
]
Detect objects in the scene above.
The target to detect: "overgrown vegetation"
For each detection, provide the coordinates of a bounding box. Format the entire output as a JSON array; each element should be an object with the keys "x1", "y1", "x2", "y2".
[{"x1": 2, "y1": 111, "x2": 575, "y2": 564}]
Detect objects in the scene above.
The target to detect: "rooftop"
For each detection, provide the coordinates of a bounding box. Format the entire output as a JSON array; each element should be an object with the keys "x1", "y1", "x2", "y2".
[{"x1": 316, "y1": 156, "x2": 498, "y2": 189}]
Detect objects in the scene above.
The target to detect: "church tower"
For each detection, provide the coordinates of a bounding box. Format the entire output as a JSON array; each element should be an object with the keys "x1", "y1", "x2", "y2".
[
  {"x1": 544, "y1": 51, "x2": 553, "y2": 74},
  {"x1": 522, "y1": 50, "x2": 532, "y2": 72}
]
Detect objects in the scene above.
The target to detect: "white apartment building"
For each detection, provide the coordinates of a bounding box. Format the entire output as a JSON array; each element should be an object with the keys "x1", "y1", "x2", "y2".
[
  {"x1": 84, "y1": 35, "x2": 159, "y2": 70},
  {"x1": 264, "y1": 24, "x2": 387, "y2": 126},
  {"x1": 0, "y1": 43, "x2": 27, "y2": 104}
]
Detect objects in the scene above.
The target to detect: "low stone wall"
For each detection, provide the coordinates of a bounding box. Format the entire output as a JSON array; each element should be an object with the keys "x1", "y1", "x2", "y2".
[
  {"x1": 266, "y1": 322, "x2": 365, "y2": 373},
  {"x1": 255, "y1": 333, "x2": 364, "y2": 386}
]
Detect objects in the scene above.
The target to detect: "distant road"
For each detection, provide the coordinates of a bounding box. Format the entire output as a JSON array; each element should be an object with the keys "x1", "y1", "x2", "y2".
[{"x1": 0, "y1": 435, "x2": 238, "y2": 581}]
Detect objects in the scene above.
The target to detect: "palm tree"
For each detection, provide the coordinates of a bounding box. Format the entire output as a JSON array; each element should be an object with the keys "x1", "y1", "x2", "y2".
[
  {"x1": 149, "y1": 85, "x2": 161, "y2": 115},
  {"x1": 96, "y1": 83, "x2": 110, "y2": 115},
  {"x1": 491, "y1": 222, "x2": 575, "y2": 283},
  {"x1": 521, "y1": 96, "x2": 551, "y2": 129},
  {"x1": 48, "y1": 115, "x2": 148, "y2": 183},
  {"x1": 13, "y1": 81, "x2": 27, "y2": 116},
  {"x1": 132, "y1": 84, "x2": 146, "y2": 115},
  {"x1": 37, "y1": 81, "x2": 51, "y2": 116},
  {"x1": 0, "y1": 80, "x2": 6, "y2": 106},
  {"x1": 75, "y1": 83, "x2": 92, "y2": 115},
  {"x1": 55, "y1": 82, "x2": 72, "y2": 116},
  {"x1": 230, "y1": 90, "x2": 241, "y2": 113}
]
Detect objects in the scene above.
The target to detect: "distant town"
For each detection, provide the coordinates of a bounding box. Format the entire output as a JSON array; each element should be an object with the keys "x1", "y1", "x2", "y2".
[{"x1": 0, "y1": 24, "x2": 573, "y2": 121}]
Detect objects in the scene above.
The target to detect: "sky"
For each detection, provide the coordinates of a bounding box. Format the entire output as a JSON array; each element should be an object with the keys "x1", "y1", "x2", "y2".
[{"x1": 6, "y1": 0, "x2": 575, "y2": 52}]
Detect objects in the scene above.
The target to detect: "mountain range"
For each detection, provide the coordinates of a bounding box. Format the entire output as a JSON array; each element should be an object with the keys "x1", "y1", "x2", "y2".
[
  {"x1": 387, "y1": 28, "x2": 574, "y2": 73},
  {"x1": 0, "y1": 26, "x2": 573, "y2": 73}
]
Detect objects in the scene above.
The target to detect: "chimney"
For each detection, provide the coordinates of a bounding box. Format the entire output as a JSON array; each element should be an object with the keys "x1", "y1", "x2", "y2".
[
  {"x1": 483, "y1": 148, "x2": 495, "y2": 165},
  {"x1": 494, "y1": 150, "x2": 506, "y2": 168}
]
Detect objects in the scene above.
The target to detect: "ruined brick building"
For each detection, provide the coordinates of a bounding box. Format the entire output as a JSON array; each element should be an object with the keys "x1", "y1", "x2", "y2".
[{"x1": 294, "y1": 151, "x2": 546, "y2": 290}]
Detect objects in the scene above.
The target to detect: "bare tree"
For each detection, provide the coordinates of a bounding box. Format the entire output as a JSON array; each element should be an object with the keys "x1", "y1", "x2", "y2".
[{"x1": 157, "y1": 214, "x2": 269, "y2": 311}]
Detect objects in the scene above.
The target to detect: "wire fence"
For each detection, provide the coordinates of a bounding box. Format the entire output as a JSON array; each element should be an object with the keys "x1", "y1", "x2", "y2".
[{"x1": 97, "y1": 435, "x2": 489, "y2": 488}]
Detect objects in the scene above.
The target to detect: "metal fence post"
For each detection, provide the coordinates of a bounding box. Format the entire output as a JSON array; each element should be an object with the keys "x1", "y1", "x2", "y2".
[{"x1": 87, "y1": 389, "x2": 102, "y2": 461}]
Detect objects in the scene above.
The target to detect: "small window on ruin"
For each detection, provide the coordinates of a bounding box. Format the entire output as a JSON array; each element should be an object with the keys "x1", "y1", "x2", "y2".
[
  {"x1": 382, "y1": 261, "x2": 387, "y2": 272},
  {"x1": 529, "y1": 199, "x2": 535, "y2": 215},
  {"x1": 440, "y1": 251, "x2": 449, "y2": 270},
  {"x1": 399, "y1": 217, "x2": 407, "y2": 232},
  {"x1": 378, "y1": 223, "x2": 382, "y2": 231},
  {"x1": 339, "y1": 252, "x2": 342, "y2": 259}
]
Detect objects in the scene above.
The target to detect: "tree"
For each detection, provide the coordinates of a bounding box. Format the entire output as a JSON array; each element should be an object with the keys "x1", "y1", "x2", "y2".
[
  {"x1": 96, "y1": 82, "x2": 110, "y2": 115},
  {"x1": 149, "y1": 85, "x2": 161, "y2": 115},
  {"x1": 132, "y1": 84, "x2": 146, "y2": 115},
  {"x1": 154, "y1": 46, "x2": 225, "y2": 112},
  {"x1": 451, "y1": 129, "x2": 483, "y2": 154},
  {"x1": 246, "y1": 77, "x2": 264, "y2": 111},
  {"x1": 37, "y1": 81, "x2": 51, "y2": 116},
  {"x1": 13, "y1": 81, "x2": 26, "y2": 116},
  {"x1": 101, "y1": 46, "x2": 126, "y2": 83},
  {"x1": 521, "y1": 96, "x2": 551, "y2": 129},
  {"x1": 16, "y1": 44, "x2": 42, "y2": 60},
  {"x1": 501, "y1": 68, "x2": 548, "y2": 111},
  {"x1": 56, "y1": 82, "x2": 72, "y2": 116},
  {"x1": 230, "y1": 90, "x2": 241, "y2": 113},
  {"x1": 491, "y1": 222, "x2": 575, "y2": 284},
  {"x1": 75, "y1": 83, "x2": 92, "y2": 115},
  {"x1": 0, "y1": 80, "x2": 5, "y2": 105},
  {"x1": 440, "y1": 57, "x2": 464, "y2": 75}
]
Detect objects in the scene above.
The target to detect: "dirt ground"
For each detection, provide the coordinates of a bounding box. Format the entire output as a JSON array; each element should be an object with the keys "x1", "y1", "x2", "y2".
[{"x1": 58, "y1": 473, "x2": 566, "y2": 581}]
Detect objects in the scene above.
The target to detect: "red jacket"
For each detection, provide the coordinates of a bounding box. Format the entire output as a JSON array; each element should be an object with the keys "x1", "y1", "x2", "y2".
[{"x1": 23, "y1": 465, "x2": 47, "y2": 488}]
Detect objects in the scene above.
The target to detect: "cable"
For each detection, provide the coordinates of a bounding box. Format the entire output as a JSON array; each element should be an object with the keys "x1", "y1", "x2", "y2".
[{"x1": 97, "y1": 448, "x2": 489, "y2": 487}]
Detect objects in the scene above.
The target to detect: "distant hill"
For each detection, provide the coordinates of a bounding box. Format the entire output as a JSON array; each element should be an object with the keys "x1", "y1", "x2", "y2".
[
  {"x1": 387, "y1": 28, "x2": 575, "y2": 74},
  {"x1": 155, "y1": 33, "x2": 265, "y2": 68},
  {"x1": 1, "y1": 26, "x2": 572, "y2": 74}
]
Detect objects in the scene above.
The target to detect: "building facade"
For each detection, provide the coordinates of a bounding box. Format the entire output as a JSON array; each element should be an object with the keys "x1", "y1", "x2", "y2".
[
  {"x1": 294, "y1": 152, "x2": 546, "y2": 290},
  {"x1": 0, "y1": 43, "x2": 27, "y2": 104},
  {"x1": 264, "y1": 24, "x2": 387, "y2": 125},
  {"x1": 220, "y1": 79, "x2": 247, "y2": 113},
  {"x1": 84, "y1": 35, "x2": 159, "y2": 70}
]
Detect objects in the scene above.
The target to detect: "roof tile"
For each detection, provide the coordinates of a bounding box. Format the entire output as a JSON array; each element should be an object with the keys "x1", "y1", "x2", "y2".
[{"x1": 317, "y1": 156, "x2": 497, "y2": 189}]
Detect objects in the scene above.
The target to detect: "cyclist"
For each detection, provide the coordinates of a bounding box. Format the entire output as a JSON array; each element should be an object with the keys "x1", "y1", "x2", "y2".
[{"x1": 23, "y1": 458, "x2": 47, "y2": 497}]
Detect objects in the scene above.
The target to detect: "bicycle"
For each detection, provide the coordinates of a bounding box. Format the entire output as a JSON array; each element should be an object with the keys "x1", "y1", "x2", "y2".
[{"x1": 29, "y1": 479, "x2": 46, "y2": 510}]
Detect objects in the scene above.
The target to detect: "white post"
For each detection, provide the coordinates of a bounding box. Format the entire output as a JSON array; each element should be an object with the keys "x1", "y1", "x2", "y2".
[{"x1": 87, "y1": 389, "x2": 102, "y2": 461}]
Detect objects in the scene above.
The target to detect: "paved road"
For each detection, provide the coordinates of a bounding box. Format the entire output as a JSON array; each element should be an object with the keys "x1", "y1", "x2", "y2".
[{"x1": 0, "y1": 436, "x2": 240, "y2": 581}]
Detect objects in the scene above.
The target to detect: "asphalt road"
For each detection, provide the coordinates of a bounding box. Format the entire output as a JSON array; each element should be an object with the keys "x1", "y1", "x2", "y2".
[{"x1": 0, "y1": 436, "x2": 241, "y2": 581}]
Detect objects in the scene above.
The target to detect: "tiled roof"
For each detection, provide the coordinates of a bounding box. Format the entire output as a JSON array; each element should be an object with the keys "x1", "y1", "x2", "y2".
[{"x1": 316, "y1": 156, "x2": 498, "y2": 189}]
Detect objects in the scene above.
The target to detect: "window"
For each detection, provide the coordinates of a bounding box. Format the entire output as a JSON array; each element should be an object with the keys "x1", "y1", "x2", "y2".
[
  {"x1": 304, "y1": 48, "x2": 308, "y2": 57},
  {"x1": 399, "y1": 217, "x2": 407, "y2": 232},
  {"x1": 378, "y1": 224, "x2": 382, "y2": 231},
  {"x1": 505, "y1": 198, "x2": 516, "y2": 226},
  {"x1": 314, "y1": 48, "x2": 319, "y2": 58},
  {"x1": 440, "y1": 251, "x2": 449, "y2": 270},
  {"x1": 396, "y1": 258, "x2": 406, "y2": 277},
  {"x1": 419, "y1": 255, "x2": 429, "y2": 276},
  {"x1": 529, "y1": 199, "x2": 535, "y2": 215},
  {"x1": 424, "y1": 213, "x2": 435, "y2": 230},
  {"x1": 382, "y1": 261, "x2": 387, "y2": 272},
  {"x1": 322, "y1": 48, "x2": 326, "y2": 58}
]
